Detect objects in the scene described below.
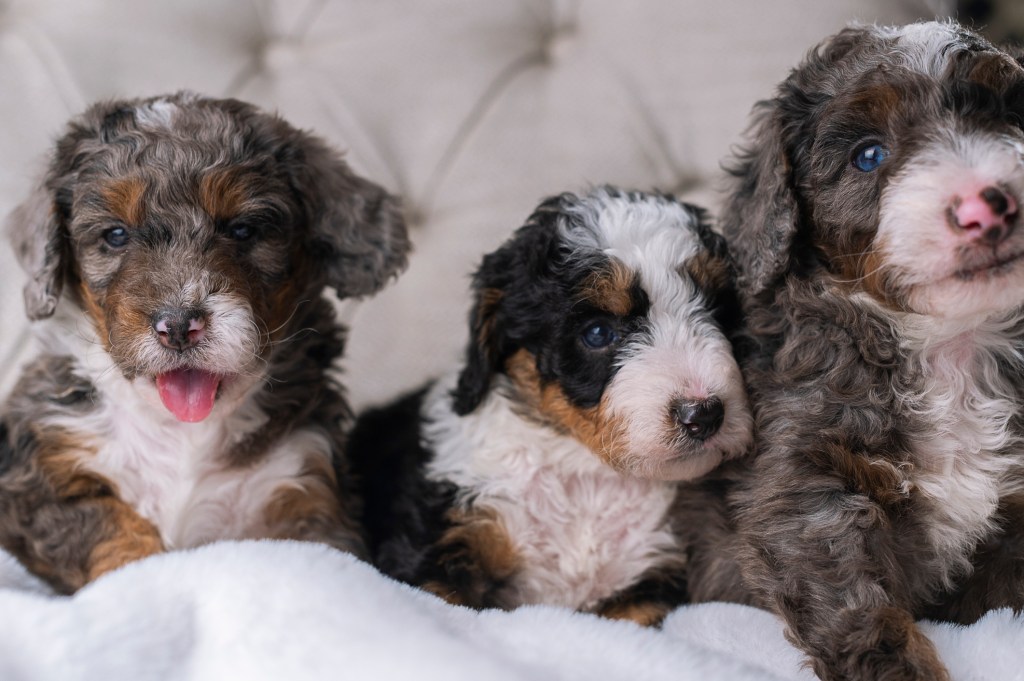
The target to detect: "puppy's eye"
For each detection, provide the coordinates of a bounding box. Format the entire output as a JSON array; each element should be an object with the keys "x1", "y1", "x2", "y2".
[
  {"x1": 103, "y1": 226, "x2": 129, "y2": 248},
  {"x1": 581, "y1": 322, "x2": 619, "y2": 349},
  {"x1": 852, "y1": 143, "x2": 889, "y2": 172},
  {"x1": 228, "y1": 222, "x2": 254, "y2": 241}
]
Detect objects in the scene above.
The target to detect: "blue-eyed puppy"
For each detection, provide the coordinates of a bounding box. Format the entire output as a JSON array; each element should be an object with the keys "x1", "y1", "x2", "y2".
[{"x1": 349, "y1": 187, "x2": 752, "y2": 624}]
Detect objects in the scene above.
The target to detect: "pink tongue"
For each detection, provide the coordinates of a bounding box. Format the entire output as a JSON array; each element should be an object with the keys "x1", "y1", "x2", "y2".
[{"x1": 155, "y1": 369, "x2": 222, "y2": 422}]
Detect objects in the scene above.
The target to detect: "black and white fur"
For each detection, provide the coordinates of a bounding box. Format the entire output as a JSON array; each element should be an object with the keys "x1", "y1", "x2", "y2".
[{"x1": 349, "y1": 187, "x2": 752, "y2": 624}]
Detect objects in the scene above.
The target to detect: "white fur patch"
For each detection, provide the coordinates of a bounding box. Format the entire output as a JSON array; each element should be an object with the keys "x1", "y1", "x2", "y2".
[
  {"x1": 134, "y1": 99, "x2": 179, "y2": 129},
  {"x1": 877, "y1": 21, "x2": 965, "y2": 79},
  {"x1": 878, "y1": 131, "x2": 1024, "y2": 319},
  {"x1": 33, "y1": 302, "x2": 324, "y2": 548},
  {"x1": 423, "y1": 375, "x2": 682, "y2": 610},
  {"x1": 898, "y1": 315, "x2": 1024, "y2": 587}
]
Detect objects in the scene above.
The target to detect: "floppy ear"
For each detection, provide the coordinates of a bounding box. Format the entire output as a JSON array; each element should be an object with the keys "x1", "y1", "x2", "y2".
[
  {"x1": 6, "y1": 180, "x2": 67, "y2": 321},
  {"x1": 451, "y1": 266, "x2": 508, "y2": 416},
  {"x1": 6, "y1": 99, "x2": 137, "y2": 321},
  {"x1": 721, "y1": 101, "x2": 800, "y2": 304},
  {"x1": 284, "y1": 131, "x2": 410, "y2": 300},
  {"x1": 451, "y1": 200, "x2": 565, "y2": 415}
]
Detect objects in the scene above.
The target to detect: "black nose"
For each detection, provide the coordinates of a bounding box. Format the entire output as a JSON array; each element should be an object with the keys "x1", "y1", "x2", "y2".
[
  {"x1": 153, "y1": 309, "x2": 207, "y2": 351},
  {"x1": 671, "y1": 397, "x2": 724, "y2": 442}
]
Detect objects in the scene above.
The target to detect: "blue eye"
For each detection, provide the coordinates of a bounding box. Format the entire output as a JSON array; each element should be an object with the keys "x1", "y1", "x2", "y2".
[
  {"x1": 103, "y1": 226, "x2": 129, "y2": 248},
  {"x1": 581, "y1": 322, "x2": 618, "y2": 349},
  {"x1": 853, "y1": 143, "x2": 889, "y2": 172},
  {"x1": 229, "y1": 222, "x2": 254, "y2": 241}
]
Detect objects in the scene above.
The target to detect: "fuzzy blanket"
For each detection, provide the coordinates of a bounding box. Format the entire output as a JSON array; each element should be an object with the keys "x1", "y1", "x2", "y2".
[{"x1": 0, "y1": 541, "x2": 1018, "y2": 681}]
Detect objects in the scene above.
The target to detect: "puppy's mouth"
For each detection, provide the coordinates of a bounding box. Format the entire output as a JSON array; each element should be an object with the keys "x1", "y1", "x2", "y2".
[
  {"x1": 953, "y1": 248, "x2": 1024, "y2": 281},
  {"x1": 155, "y1": 368, "x2": 225, "y2": 423}
]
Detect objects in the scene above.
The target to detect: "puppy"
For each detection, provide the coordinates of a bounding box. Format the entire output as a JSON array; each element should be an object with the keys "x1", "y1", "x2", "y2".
[
  {"x1": 723, "y1": 21, "x2": 1024, "y2": 681},
  {"x1": 0, "y1": 92, "x2": 409, "y2": 593},
  {"x1": 348, "y1": 187, "x2": 753, "y2": 624}
]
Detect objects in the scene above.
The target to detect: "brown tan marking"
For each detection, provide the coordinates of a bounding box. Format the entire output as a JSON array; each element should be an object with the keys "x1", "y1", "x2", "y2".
[
  {"x1": 262, "y1": 453, "x2": 367, "y2": 558},
  {"x1": 423, "y1": 506, "x2": 521, "y2": 607},
  {"x1": 504, "y1": 349, "x2": 630, "y2": 470},
  {"x1": 808, "y1": 442, "x2": 910, "y2": 508},
  {"x1": 101, "y1": 177, "x2": 147, "y2": 226},
  {"x1": 200, "y1": 168, "x2": 253, "y2": 222},
  {"x1": 683, "y1": 251, "x2": 731, "y2": 296},
  {"x1": 476, "y1": 287, "x2": 504, "y2": 349},
  {"x1": 968, "y1": 53, "x2": 1023, "y2": 92},
  {"x1": 828, "y1": 234, "x2": 910, "y2": 312},
  {"x1": 595, "y1": 600, "x2": 671, "y2": 627},
  {"x1": 579, "y1": 260, "x2": 636, "y2": 316},
  {"x1": 30, "y1": 426, "x2": 164, "y2": 589},
  {"x1": 35, "y1": 427, "x2": 108, "y2": 499},
  {"x1": 76, "y1": 280, "x2": 113, "y2": 350},
  {"x1": 86, "y1": 498, "x2": 164, "y2": 581}
]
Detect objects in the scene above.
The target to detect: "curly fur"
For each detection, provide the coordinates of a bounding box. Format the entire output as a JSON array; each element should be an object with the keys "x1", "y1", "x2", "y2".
[
  {"x1": 0, "y1": 92, "x2": 409, "y2": 593},
  {"x1": 723, "y1": 21, "x2": 1024, "y2": 681}
]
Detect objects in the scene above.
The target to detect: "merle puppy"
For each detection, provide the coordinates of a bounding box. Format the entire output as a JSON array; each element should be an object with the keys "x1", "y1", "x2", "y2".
[
  {"x1": 723, "y1": 21, "x2": 1024, "y2": 681},
  {"x1": 0, "y1": 92, "x2": 408, "y2": 593},
  {"x1": 349, "y1": 187, "x2": 753, "y2": 624}
]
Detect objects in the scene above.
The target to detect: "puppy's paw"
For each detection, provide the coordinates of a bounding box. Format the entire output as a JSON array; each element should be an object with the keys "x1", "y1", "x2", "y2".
[{"x1": 811, "y1": 606, "x2": 949, "y2": 681}]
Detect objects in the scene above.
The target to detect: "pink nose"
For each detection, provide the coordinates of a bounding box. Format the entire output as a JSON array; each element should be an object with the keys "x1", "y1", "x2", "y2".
[{"x1": 949, "y1": 186, "x2": 1018, "y2": 245}]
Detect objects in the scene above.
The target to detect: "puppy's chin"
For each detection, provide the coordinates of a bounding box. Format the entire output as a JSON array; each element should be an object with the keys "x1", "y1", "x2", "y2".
[
  {"x1": 906, "y1": 260, "x2": 1024, "y2": 320},
  {"x1": 623, "y1": 449, "x2": 724, "y2": 482}
]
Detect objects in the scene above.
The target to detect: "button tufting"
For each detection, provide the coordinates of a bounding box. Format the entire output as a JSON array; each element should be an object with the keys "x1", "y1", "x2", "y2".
[
  {"x1": 541, "y1": 23, "x2": 576, "y2": 64},
  {"x1": 260, "y1": 36, "x2": 303, "y2": 72}
]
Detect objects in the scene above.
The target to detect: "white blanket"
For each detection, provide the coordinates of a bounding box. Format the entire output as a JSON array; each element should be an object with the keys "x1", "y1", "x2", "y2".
[{"x1": 0, "y1": 541, "x2": 1018, "y2": 681}]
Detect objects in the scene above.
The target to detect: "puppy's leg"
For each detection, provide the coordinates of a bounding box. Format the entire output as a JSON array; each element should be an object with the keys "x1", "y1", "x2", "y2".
[
  {"x1": 740, "y1": 456, "x2": 949, "y2": 681},
  {"x1": 419, "y1": 506, "x2": 521, "y2": 609},
  {"x1": 592, "y1": 568, "x2": 688, "y2": 627},
  {"x1": 261, "y1": 463, "x2": 367, "y2": 559},
  {"x1": 924, "y1": 493, "x2": 1024, "y2": 625},
  {"x1": 0, "y1": 426, "x2": 164, "y2": 593}
]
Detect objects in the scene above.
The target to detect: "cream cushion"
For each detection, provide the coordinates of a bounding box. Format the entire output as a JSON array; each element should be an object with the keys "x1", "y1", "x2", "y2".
[{"x1": 0, "y1": 0, "x2": 943, "y2": 406}]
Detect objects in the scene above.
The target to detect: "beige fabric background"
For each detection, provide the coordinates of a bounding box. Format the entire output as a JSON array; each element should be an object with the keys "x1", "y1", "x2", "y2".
[{"x1": 0, "y1": 0, "x2": 953, "y2": 408}]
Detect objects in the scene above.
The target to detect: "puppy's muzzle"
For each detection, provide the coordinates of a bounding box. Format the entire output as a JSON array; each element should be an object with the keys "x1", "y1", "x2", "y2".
[
  {"x1": 670, "y1": 397, "x2": 724, "y2": 442},
  {"x1": 153, "y1": 308, "x2": 207, "y2": 352}
]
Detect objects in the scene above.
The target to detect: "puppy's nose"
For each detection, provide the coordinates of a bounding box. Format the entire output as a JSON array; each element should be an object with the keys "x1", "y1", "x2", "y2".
[
  {"x1": 671, "y1": 397, "x2": 724, "y2": 442},
  {"x1": 154, "y1": 309, "x2": 207, "y2": 351},
  {"x1": 949, "y1": 186, "x2": 1018, "y2": 245}
]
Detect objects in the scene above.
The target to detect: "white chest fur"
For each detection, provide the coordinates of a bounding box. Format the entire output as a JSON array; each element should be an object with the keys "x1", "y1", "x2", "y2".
[
  {"x1": 43, "y1": 364, "x2": 321, "y2": 549},
  {"x1": 422, "y1": 376, "x2": 682, "y2": 610},
  {"x1": 906, "y1": 327, "x2": 1024, "y2": 584}
]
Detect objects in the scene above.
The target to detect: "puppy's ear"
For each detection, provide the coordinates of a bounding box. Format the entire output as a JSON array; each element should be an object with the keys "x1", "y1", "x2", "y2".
[
  {"x1": 6, "y1": 100, "x2": 135, "y2": 321},
  {"x1": 722, "y1": 100, "x2": 801, "y2": 304},
  {"x1": 6, "y1": 181, "x2": 67, "y2": 321},
  {"x1": 451, "y1": 201, "x2": 564, "y2": 415},
  {"x1": 284, "y1": 132, "x2": 410, "y2": 300},
  {"x1": 452, "y1": 267, "x2": 508, "y2": 416}
]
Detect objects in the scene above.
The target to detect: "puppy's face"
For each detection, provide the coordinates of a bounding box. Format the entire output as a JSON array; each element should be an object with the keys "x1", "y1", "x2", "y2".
[
  {"x1": 728, "y1": 22, "x2": 1024, "y2": 320},
  {"x1": 8, "y1": 93, "x2": 408, "y2": 422},
  {"x1": 453, "y1": 188, "x2": 752, "y2": 481}
]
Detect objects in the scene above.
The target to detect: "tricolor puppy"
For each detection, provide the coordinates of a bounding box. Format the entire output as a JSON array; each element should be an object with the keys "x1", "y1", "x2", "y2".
[
  {"x1": 349, "y1": 187, "x2": 752, "y2": 624},
  {"x1": 723, "y1": 21, "x2": 1024, "y2": 681},
  {"x1": 0, "y1": 92, "x2": 409, "y2": 593}
]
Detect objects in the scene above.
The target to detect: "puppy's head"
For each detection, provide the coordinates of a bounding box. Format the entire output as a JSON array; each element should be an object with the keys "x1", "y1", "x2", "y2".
[
  {"x1": 451, "y1": 187, "x2": 752, "y2": 481},
  {"x1": 725, "y1": 21, "x2": 1024, "y2": 320},
  {"x1": 7, "y1": 92, "x2": 408, "y2": 422}
]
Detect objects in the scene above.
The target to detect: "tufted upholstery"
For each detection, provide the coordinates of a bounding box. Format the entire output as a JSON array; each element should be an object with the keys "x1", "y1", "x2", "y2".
[{"x1": 0, "y1": 0, "x2": 949, "y2": 407}]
